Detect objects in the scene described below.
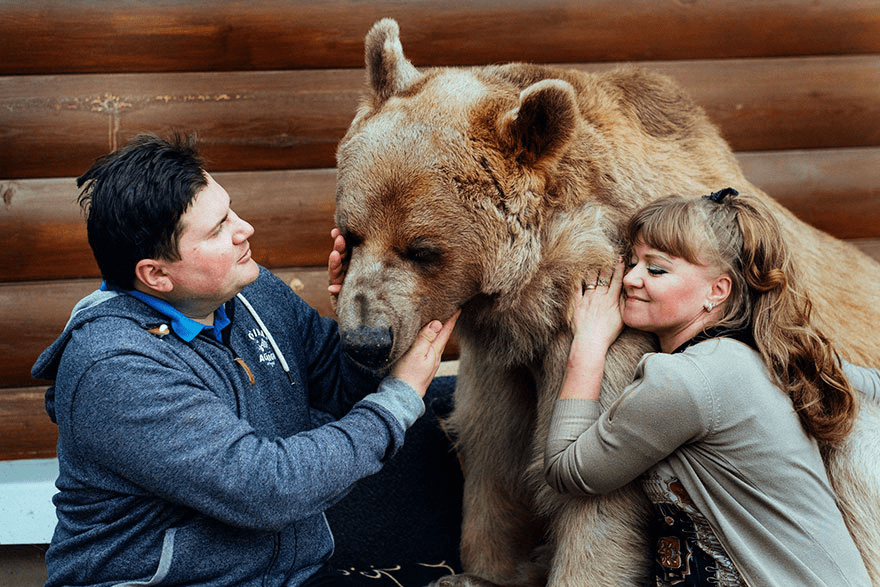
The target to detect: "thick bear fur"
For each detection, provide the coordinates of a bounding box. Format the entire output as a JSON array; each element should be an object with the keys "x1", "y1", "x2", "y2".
[{"x1": 333, "y1": 18, "x2": 880, "y2": 587}]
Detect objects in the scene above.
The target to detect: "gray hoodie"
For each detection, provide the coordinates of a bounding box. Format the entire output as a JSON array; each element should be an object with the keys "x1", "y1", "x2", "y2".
[{"x1": 32, "y1": 267, "x2": 424, "y2": 587}]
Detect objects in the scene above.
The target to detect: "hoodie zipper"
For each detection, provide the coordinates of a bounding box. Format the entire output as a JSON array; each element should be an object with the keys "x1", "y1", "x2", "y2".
[{"x1": 262, "y1": 532, "x2": 281, "y2": 587}]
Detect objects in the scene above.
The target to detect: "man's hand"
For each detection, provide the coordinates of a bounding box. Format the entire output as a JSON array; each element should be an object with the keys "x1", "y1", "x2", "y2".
[
  {"x1": 328, "y1": 228, "x2": 346, "y2": 312},
  {"x1": 392, "y1": 310, "x2": 461, "y2": 398}
]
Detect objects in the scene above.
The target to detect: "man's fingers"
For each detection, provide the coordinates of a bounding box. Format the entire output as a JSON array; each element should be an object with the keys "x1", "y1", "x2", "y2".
[
  {"x1": 328, "y1": 250, "x2": 342, "y2": 269},
  {"x1": 415, "y1": 310, "x2": 460, "y2": 356},
  {"x1": 428, "y1": 311, "x2": 459, "y2": 359},
  {"x1": 331, "y1": 228, "x2": 346, "y2": 253},
  {"x1": 327, "y1": 249, "x2": 344, "y2": 293},
  {"x1": 419, "y1": 321, "x2": 441, "y2": 343},
  {"x1": 328, "y1": 228, "x2": 348, "y2": 294}
]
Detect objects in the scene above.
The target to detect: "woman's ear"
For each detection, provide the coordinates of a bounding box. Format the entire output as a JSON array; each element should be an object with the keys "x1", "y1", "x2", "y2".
[
  {"x1": 708, "y1": 273, "x2": 732, "y2": 308},
  {"x1": 134, "y1": 259, "x2": 173, "y2": 294}
]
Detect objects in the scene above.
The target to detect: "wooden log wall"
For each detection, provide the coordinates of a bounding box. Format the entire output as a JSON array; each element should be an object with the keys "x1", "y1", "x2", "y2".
[{"x1": 1, "y1": 0, "x2": 879, "y2": 461}]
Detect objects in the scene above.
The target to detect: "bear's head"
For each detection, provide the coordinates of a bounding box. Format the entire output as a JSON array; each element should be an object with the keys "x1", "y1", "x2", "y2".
[{"x1": 333, "y1": 18, "x2": 612, "y2": 370}]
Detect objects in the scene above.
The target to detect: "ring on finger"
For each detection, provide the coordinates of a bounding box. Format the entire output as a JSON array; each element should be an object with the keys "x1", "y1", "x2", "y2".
[
  {"x1": 584, "y1": 284, "x2": 597, "y2": 290},
  {"x1": 597, "y1": 280, "x2": 609, "y2": 287}
]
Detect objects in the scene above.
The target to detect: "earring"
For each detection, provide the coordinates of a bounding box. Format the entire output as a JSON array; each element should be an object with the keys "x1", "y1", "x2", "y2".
[{"x1": 704, "y1": 302, "x2": 715, "y2": 312}]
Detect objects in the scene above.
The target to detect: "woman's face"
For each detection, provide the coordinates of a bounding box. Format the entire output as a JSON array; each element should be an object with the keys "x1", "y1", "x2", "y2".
[{"x1": 622, "y1": 239, "x2": 726, "y2": 353}]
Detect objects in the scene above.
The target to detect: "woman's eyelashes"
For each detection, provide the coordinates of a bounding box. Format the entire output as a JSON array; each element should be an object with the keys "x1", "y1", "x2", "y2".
[{"x1": 626, "y1": 258, "x2": 667, "y2": 276}]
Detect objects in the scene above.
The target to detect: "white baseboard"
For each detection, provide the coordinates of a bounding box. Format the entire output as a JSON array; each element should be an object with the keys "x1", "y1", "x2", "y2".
[{"x1": 0, "y1": 459, "x2": 58, "y2": 545}]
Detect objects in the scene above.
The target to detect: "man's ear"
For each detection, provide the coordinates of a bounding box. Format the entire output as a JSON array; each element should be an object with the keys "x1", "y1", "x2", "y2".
[
  {"x1": 134, "y1": 258, "x2": 173, "y2": 294},
  {"x1": 709, "y1": 273, "x2": 733, "y2": 307}
]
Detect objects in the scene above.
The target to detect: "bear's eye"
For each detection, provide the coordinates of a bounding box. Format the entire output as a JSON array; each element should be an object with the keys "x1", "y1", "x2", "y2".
[{"x1": 403, "y1": 238, "x2": 443, "y2": 268}]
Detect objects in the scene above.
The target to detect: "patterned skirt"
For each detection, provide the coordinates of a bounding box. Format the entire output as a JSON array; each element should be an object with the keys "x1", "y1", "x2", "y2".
[{"x1": 641, "y1": 470, "x2": 744, "y2": 587}]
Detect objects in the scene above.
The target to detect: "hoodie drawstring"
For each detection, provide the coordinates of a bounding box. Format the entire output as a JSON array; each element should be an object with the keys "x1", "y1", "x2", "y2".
[{"x1": 236, "y1": 293, "x2": 295, "y2": 386}]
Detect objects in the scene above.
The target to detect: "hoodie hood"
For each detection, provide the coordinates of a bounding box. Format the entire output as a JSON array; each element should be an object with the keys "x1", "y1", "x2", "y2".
[{"x1": 32, "y1": 289, "x2": 139, "y2": 422}]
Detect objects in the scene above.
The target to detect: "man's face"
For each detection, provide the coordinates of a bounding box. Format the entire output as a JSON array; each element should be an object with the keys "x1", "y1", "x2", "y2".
[{"x1": 160, "y1": 173, "x2": 259, "y2": 319}]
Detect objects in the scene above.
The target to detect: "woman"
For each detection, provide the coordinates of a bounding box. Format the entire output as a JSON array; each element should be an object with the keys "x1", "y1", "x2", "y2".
[{"x1": 544, "y1": 188, "x2": 879, "y2": 586}]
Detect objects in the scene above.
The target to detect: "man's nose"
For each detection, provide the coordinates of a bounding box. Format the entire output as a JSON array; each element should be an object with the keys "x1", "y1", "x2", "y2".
[
  {"x1": 231, "y1": 211, "x2": 255, "y2": 241},
  {"x1": 239, "y1": 220, "x2": 255, "y2": 241}
]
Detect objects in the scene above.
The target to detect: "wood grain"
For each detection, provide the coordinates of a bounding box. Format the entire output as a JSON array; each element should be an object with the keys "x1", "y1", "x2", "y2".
[
  {"x1": 1, "y1": 0, "x2": 878, "y2": 75},
  {"x1": 3, "y1": 0, "x2": 879, "y2": 462},
  {"x1": 3, "y1": 56, "x2": 879, "y2": 179},
  {"x1": 3, "y1": 148, "x2": 878, "y2": 282},
  {"x1": 0, "y1": 387, "x2": 57, "y2": 460}
]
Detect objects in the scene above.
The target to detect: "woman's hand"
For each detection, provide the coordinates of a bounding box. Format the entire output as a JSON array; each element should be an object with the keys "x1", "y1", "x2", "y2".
[
  {"x1": 570, "y1": 256, "x2": 626, "y2": 352},
  {"x1": 392, "y1": 310, "x2": 461, "y2": 398},
  {"x1": 559, "y1": 257, "x2": 625, "y2": 401}
]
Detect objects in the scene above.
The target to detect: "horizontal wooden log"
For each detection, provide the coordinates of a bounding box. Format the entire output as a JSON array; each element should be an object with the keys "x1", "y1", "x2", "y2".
[
  {"x1": 0, "y1": 69, "x2": 363, "y2": 180},
  {"x1": 1, "y1": 0, "x2": 878, "y2": 76},
  {"x1": 2, "y1": 55, "x2": 880, "y2": 180},
  {"x1": 2, "y1": 147, "x2": 879, "y2": 283},
  {"x1": 736, "y1": 148, "x2": 880, "y2": 240},
  {"x1": 0, "y1": 169, "x2": 339, "y2": 282},
  {"x1": 0, "y1": 386, "x2": 57, "y2": 461},
  {"x1": 850, "y1": 239, "x2": 880, "y2": 262}
]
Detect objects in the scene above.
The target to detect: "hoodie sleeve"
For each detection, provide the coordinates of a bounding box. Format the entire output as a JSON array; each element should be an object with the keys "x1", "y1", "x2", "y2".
[{"x1": 61, "y1": 342, "x2": 421, "y2": 532}]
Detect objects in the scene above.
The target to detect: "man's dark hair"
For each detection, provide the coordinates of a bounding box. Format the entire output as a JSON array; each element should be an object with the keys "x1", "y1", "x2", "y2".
[{"x1": 77, "y1": 133, "x2": 207, "y2": 290}]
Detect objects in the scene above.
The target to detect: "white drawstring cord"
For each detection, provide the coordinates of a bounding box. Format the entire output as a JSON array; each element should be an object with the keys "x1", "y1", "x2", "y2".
[{"x1": 236, "y1": 293, "x2": 295, "y2": 386}]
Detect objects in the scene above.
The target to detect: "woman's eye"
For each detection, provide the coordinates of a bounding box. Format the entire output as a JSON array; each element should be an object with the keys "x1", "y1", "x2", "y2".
[{"x1": 647, "y1": 265, "x2": 667, "y2": 276}]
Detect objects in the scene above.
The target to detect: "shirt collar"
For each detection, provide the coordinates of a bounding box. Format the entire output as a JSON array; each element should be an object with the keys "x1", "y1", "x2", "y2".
[
  {"x1": 671, "y1": 324, "x2": 756, "y2": 355},
  {"x1": 101, "y1": 282, "x2": 230, "y2": 342}
]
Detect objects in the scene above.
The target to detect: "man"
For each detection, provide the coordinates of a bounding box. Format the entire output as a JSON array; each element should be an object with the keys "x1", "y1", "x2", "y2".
[{"x1": 32, "y1": 134, "x2": 458, "y2": 587}]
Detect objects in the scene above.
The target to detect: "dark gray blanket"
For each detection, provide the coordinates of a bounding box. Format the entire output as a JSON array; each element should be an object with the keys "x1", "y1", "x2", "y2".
[{"x1": 325, "y1": 376, "x2": 464, "y2": 585}]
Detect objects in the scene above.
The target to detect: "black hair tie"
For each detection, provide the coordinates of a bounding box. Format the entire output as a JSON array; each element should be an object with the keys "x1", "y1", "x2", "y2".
[{"x1": 702, "y1": 187, "x2": 738, "y2": 203}]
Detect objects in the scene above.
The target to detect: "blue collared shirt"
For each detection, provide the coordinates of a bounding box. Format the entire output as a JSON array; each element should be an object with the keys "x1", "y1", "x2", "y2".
[{"x1": 101, "y1": 282, "x2": 231, "y2": 343}]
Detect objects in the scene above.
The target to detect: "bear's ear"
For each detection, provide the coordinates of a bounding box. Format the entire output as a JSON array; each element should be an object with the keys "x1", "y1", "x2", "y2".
[
  {"x1": 498, "y1": 79, "x2": 579, "y2": 166},
  {"x1": 365, "y1": 18, "x2": 423, "y2": 104}
]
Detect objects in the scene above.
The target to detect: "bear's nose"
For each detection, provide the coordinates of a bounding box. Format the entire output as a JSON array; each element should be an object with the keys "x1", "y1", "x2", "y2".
[{"x1": 340, "y1": 326, "x2": 393, "y2": 370}]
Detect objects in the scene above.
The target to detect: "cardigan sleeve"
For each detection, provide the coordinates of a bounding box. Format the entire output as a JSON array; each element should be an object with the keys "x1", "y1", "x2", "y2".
[
  {"x1": 544, "y1": 353, "x2": 714, "y2": 496},
  {"x1": 842, "y1": 360, "x2": 880, "y2": 404}
]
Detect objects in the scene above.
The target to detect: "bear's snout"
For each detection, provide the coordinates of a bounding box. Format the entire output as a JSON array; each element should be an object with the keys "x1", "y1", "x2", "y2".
[{"x1": 340, "y1": 325, "x2": 394, "y2": 370}]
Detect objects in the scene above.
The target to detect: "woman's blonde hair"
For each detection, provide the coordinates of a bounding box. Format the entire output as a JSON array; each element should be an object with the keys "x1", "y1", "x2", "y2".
[{"x1": 624, "y1": 189, "x2": 857, "y2": 446}]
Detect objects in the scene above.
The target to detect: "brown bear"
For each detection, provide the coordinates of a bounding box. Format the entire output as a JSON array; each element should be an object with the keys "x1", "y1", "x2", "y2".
[{"x1": 332, "y1": 18, "x2": 880, "y2": 587}]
